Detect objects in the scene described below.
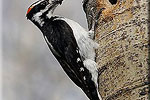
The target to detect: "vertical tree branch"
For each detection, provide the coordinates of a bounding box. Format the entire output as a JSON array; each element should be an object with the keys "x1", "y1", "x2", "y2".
[{"x1": 83, "y1": 0, "x2": 150, "y2": 99}]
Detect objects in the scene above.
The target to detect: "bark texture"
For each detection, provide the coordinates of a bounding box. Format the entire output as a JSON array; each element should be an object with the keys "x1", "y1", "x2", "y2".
[{"x1": 83, "y1": 0, "x2": 150, "y2": 99}]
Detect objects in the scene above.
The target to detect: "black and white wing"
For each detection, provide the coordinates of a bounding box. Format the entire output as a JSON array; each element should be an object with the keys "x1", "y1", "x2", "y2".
[{"x1": 43, "y1": 18, "x2": 100, "y2": 100}]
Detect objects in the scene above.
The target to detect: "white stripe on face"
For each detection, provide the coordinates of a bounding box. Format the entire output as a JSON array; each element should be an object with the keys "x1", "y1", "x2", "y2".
[{"x1": 30, "y1": 0, "x2": 46, "y2": 8}]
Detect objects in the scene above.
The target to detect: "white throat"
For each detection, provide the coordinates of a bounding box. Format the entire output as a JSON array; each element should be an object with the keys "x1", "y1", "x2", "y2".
[{"x1": 32, "y1": 12, "x2": 45, "y2": 27}]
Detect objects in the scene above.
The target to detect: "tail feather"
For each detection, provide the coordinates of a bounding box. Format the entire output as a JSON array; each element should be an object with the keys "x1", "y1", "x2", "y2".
[{"x1": 83, "y1": 59, "x2": 102, "y2": 100}]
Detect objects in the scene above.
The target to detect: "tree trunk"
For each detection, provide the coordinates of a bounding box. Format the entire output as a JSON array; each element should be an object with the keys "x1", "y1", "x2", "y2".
[{"x1": 83, "y1": 0, "x2": 150, "y2": 100}]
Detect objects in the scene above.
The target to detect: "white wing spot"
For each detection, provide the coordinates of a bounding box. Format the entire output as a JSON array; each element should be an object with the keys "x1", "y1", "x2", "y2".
[
  {"x1": 77, "y1": 58, "x2": 81, "y2": 63},
  {"x1": 83, "y1": 76, "x2": 86, "y2": 80},
  {"x1": 80, "y1": 67, "x2": 84, "y2": 72},
  {"x1": 76, "y1": 49, "x2": 79, "y2": 53}
]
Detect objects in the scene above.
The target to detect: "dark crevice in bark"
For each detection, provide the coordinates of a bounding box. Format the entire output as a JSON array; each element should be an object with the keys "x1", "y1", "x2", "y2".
[
  {"x1": 108, "y1": 0, "x2": 117, "y2": 5},
  {"x1": 98, "y1": 65, "x2": 107, "y2": 76}
]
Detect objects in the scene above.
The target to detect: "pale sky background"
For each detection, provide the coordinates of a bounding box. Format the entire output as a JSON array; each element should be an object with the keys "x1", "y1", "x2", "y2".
[
  {"x1": 0, "y1": 0, "x2": 2, "y2": 100},
  {"x1": 2, "y1": 0, "x2": 89, "y2": 100}
]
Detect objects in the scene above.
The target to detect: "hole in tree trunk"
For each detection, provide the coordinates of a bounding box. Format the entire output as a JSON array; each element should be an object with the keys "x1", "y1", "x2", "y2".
[{"x1": 109, "y1": 0, "x2": 117, "y2": 5}]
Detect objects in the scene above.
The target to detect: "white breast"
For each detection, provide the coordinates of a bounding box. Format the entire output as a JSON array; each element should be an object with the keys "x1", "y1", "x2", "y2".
[{"x1": 58, "y1": 18, "x2": 98, "y2": 60}]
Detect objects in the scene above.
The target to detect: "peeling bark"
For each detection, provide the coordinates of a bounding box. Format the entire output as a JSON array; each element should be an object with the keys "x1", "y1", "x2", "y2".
[{"x1": 83, "y1": 0, "x2": 150, "y2": 99}]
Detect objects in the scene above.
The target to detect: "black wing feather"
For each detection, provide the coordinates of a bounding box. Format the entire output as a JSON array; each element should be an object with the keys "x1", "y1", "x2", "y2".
[{"x1": 43, "y1": 19, "x2": 85, "y2": 86}]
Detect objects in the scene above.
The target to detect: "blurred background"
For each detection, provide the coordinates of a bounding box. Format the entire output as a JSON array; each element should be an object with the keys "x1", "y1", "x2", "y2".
[{"x1": 2, "y1": 0, "x2": 88, "y2": 100}]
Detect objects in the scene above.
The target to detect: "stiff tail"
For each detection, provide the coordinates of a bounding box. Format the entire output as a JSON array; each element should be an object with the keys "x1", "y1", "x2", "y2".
[{"x1": 83, "y1": 59, "x2": 102, "y2": 100}]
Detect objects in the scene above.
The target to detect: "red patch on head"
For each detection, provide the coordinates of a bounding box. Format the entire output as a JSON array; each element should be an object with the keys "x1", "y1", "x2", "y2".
[{"x1": 27, "y1": 7, "x2": 33, "y2": 14}]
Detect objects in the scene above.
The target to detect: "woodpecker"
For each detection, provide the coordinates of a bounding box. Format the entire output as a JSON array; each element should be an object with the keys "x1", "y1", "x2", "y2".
[{"x1": 26, "y1": 0, "x2": 101, "y2": 100}]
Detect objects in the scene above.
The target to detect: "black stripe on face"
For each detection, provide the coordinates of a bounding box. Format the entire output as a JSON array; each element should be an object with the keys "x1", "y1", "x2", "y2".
[{"x1": 26, "y1": 0, "x2": 49, "y2": 19}]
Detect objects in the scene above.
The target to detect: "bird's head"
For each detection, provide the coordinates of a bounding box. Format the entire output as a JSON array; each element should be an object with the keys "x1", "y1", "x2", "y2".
[{"x1": 26, "y1": 0, "x2": 63, "y2": 20}]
